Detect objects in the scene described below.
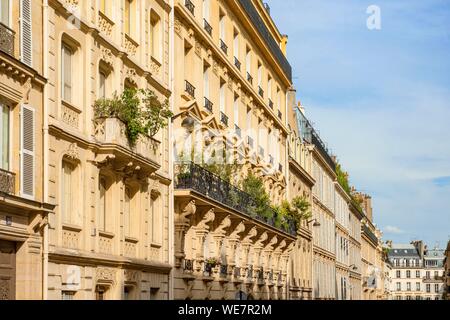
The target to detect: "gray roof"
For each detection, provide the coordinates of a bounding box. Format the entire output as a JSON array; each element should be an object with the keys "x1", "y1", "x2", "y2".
[
  {"x1": 424, "y1": 249, "x2": 445, "y2": 259},
  {"x1": 388, "y1": 245, "x2": 420, "y2": 258}
]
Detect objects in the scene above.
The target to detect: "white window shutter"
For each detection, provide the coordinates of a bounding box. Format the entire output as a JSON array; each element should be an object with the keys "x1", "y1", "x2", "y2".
[
  {"x1": 20, "y1": 0, "x2": 33, "y2": 67},
  {"x1": 21, "y1": 104, "x2": 35, "y2": 199}
]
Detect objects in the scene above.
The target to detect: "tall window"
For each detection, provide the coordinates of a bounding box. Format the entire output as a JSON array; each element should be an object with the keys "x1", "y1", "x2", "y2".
[
  {"x1": 203, "y1": 64, "x2": 209, "y2": 99},
  {"x1": 0, "y1": 0, "x2": 9, "y2": 25},
  {"x1": 98, "y1": 176, "x2": 107, "y2": 231},
  {"x1": 99, "y1": 71, "x2": 106, "y2": 99},
  {"x1": 426, "y1": 284, "x2": 431, "y2": 293},
  {"x1": 219, "y1": 80, "x2": 225, "y2": 113},
  {"x1": 202, "y1": 0, "x2": 210, "y2": 21},
  {"x1": 61, "y1": 291, "x2": 75, "y2": 300},
  {"x1": 406, "y1": 270, "x2": 411, "y2": 278},
  {"x1": 61, "y1": 160, "x2": 76, "y2": 224},
  {"x1": 416, "y1": 270, "x2": 420, "y2": 278},
  {"x1": 233, "y1": 95, "x2": 239, "y2": 126},
  {"x1": 125, "y1": 0, "x2": 132, "y2": 35},
  {"x1": 0, "y1": 104, "x2": 9, "y2": 170},
  {"x1": 219, "y1": 12, "x2": 225, "y2": 41},
  {"x1": 61, "y1": 44, "x2": 73, "y2": 102},
  {"x1": 233, "y1": 30, "x2": 239, "y2": 59},
  {"x1": 150, "y1": 10, "x2": 161, "y2": 60},
  {"x1": 267, "y1": 76, "x2": 272, "y2": 100},
  {"x1": 416, "y1": 282, "x2": 420, "y2": 291},
  {"x1": 257, "y1": 62, "x2": 262, "y2": 86},
  {"x1": 396, "y1": 282, "x2": 401, "y2": 291},
  {"x1": 246, "y1": 48, "x2": 251, "y2": 75},
  {"x1": 124, "y1": 186, "x2": 131, "y2": 236},
  {"x1": 435, "y1": 284, "x2": 439, "y2": 293}
]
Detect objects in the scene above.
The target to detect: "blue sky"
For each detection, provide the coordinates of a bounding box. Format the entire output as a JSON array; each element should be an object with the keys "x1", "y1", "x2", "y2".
[{"x1": 267, "y1": 0, "x2": 450, "y2": 247}]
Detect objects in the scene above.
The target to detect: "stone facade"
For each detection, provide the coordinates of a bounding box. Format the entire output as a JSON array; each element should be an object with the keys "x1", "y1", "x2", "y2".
[{"x1": 43, "y1": 0, "x2": 172, "y2": 300}]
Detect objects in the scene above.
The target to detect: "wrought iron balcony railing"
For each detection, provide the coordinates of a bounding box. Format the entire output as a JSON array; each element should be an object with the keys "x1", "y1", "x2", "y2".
[
  {"x1": 220, "y1": 265, "x2": 228, "y2": 278},
  {"x1": 268, "y1": 99, "x2": 274, "y2": 110},
  {"x1": 278, "y1": 110, "x2": 283, "y2": 120},
  {"x1": 220, "y1": 111, "x2": 229, "y2": 127},
  {"x1": 185, "y1": 80, "x2": 195, "y2": 98},
  {"x1": 234, "y1": 57, "x2": 241, "y2": 70},
  {"x1": 174, "y1": 162, "x2": 296, "y2": 236},
  {"x1": 204, "y1": 19, "x2": 212, "y2": 36},
  {"x1": 247, "y1": 72, "x2": 253, "y2": 84},
  {"x1": 204, "y1": 97, "x2": 213, "y2": 113},
  {"x1": 258, "y1": 86, "x2": 264, "y2": 98},
  {"x1": 185, "y1": 0, "x2": 195, "y2": 16},
  {"x1": 235, "y1": 125, "x2": 242, "y2": 138},
  {"x1": 0, "y1": 22, "x2": 15, "y2": 56},
  {"x1": 0, "y1": 169, "x2": 15, "y2": 195},
  {"x1": 220, "y1": 39, "x2": 228, "y2": 55},
  {"x1": 183, "y1": 259, "x2": 194, "y2": 273}
]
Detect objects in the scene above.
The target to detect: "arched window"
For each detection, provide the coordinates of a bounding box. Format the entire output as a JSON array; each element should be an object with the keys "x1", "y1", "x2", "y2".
[{"x1": 61, "y1": 159, "x2": 80, "y2": 225}]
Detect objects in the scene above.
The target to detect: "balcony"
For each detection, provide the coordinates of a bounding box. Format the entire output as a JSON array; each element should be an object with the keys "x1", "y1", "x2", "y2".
[
  {"x1": 185, "y1": 80, "x2": 195, "y2": 98},
  {"x1": 185, "y1": 0, "x2": 195, "y2": 16},
  {"x1": 234, "y1": 57, "x2": 241, "y2": 71},
  {"x1": 93, "y1": 118, "x2": 161, "y2": 170},
  {"x1": 220, "y1": 39, "x2": 228, "y2": 55},
  {"x1": 258, "y1": 86, "x2": 264, "y2": 98},
  {"x1": 220, "y1": 112, "x2": 229, "y2": 127},
  {"x1": 0, "y1": 169, "x2": 15, "y2": 195},
  {"x1": 204, "y1": 97, "x2": 213, "y2": 113},
  {"x1": 0, "y1": 22, "x2": 15, "y2": 56},
  {"x1": 203, "y1": 19, "x2": 212, "y2": 36},
  {"x1": 247, "y1": 72, "x2": 253, "y2": 84},
  {"x1": 235, "y1": 125, "x2": 242, "y2": 138},
  {"x1": 268, "y1": 99, "x2": 274, "y2": 110},
  {"x1": 174, "y1": 162, "x2": 296, "y2": 236},
  {"x1": 183, "y1": 259, "x2": 194, "y2": 273}
]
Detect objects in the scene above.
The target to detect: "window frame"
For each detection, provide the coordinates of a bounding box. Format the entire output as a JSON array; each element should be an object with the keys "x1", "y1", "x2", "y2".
[{"x1": 0, "y1": 103, "x2": 11, "y2": 171}]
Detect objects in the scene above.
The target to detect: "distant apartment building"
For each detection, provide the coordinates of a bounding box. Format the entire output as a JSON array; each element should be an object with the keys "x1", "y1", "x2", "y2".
[
  {"x1": 388, "y1": 241, "x2": 445, "y2": 300},
  {"x1": 444, "y1": 241, "x2": 450, "y2": 300}
]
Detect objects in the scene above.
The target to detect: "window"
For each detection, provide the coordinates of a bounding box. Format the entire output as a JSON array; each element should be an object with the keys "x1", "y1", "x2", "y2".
[
  {"x1": 98, "y1": 176, "x2": 108, "y2": 232},
  {"x1": 406, "y1": 270, "x2": 411, "y2": 278},
  {"x1": 406, "y1": 296, "x2": 412, "y2": 300},
  {"x1": 124, "y1": 286, "x2": 134, "y2": 300},
  {"x1": 62, "y1": 44, "x2": 73, "y2": 102},
  {"x1": 395, "y1": 296, "x2": 402, "y2": 300},
  {"x1": 234, "y1": 95, "x2": 239, "y2": 126},
  {"x1": 62, "y1": 291, "x2": 75, "y2": 300},
  {"x1": 434, "y1": 271, "x2": 439, "y2": 278},
  {"x1": 219, "y1": 80, "x2": 225, "y2": 113},
  {"x1": 233, "y1": 30, "x2": 239, "y2": 59},
  {"x1": 0, "y1": 104, "x2": 10, "y2": 170},
  {"x1": 96, "y1": 285, "x2": 107, "y2": 300},
  {"x1": 434, "y1": 284, "x2": 439, "y2": 293},
  {"x1": 426, "y1": 271, "x2": 430, "y2": 279},
  {"x1": 125, "y1": 0, "x2": 132, "y2": 35},
  {"x1": 99, "y1": 71, "x2": 106, "y2": 99},
  {"x1": 416, "y1": 270, "x2": 420, "y2": 278},
  {"x1": 435, "y1": 296, "x2": 439, "y2": 300},
  {"x1": 61, "y1": 160, "x2": 76, "y2": 224},
  {"x1": 202, "y1": 0, "x2": 210, "y2": 21},
  {"x1": 406, "y1": 282, "x2": 411, "y2": 291},
  {"x1": 257, "y1": 62, "x2": 262, "y2": 86},
  {"x1": 416, "y1": 282, "x2": 420, "y2": 291},
  {"x1": 246, "y1": 47, "x2": 251, "y2": 75},
  {"x1": 150, "y1": 10, "x2": 161, "y2": 61},
  {"x1": 0, "y1": 0, "x2": 9, "y2": 25},
  {"x1": 203, "y1": 63, "x2": 209, "y2": 99},
  {"x1": 99, "y1": 0, "x2": 109, "y2": 15},
  {"x1": 124, "y1": 186, "x2": 132, "y2": 237},
  {"x1": 415, "y1": 296, "x2": 421, "y2": 300},
  {"x1": 396, "y1": 282, "x2": 401, "y2": 291},
  {"x1": 267, "y1": 76, "x2": 272, "y2": 100},
  {"x1": 396, "y1": 270, "x2": 401, "y2": 278},
  {"x1": 219, "y1": 12, "x2": 226, "y2": 41},
  {"x1": 150, "y1": 288, "x2": 159, "y2": 300},
  {"x1": 426, "y1": 284, "x2": 431, "y2": 293}
]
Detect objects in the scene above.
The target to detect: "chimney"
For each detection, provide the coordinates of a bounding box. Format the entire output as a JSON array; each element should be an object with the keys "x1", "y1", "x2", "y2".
[{"x1": 281, "y1": 34, "x2": 288, "y2": 56}]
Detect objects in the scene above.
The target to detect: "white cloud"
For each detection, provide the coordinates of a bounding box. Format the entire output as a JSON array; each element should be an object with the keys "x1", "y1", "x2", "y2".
[{"x1": 384, "y1": 226, "x2": 405, "y2": 235}]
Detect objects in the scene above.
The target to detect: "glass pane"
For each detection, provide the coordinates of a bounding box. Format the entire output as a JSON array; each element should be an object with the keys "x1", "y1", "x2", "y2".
[
  {"x1": 0, "y1": 0, "x2": 9, "y2": 26},
  {"x1": 99, "y1": 72, "x2": 106, "y2": 99},
  {"x1": 1, "y1": 105, "x2": 9, "y2": 170},
  {"x1": 99, "y1": 177, "x2": 106, "y2": 230}
]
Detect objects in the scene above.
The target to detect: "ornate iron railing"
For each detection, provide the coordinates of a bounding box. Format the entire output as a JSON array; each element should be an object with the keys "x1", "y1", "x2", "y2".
[
  {"x1": 204, "y1": 97, "x2": 213, "y2": 113},
  {"x1": 183, "y1": 259, "x2": 194, "y2": 273},
  {"x1": 220, "y1": 111, "x2": 229, "y2": 127},
  {"x1": 268, "y1": 99, "x2": 274, "y2": 110},
  {"x1": 0, "y1": 169, "x2": 15, "y2": 195},
  {"x1": 235, "y1": 125, "x2": 242, "y2": 138},
  {"x1": 220, "y1": 265, "x2": 228, "y2": 278},
  {"x1": 234, "y1": 57, "x2": 241, "y2": 70},
  {"x1": 258, "y1": 86, "x2": 264, "y2": 98},
  {"x1": 247, "y1": 72, "x2": 253, "y2": 84},
  {"x1": 185, "y1": 80, "x2": 195, "y2": 98},
  {"x1": 203, "y1": 19, "x2": 212, "y2": 36},
  {"x1": 278, "y1": 110, "x2": 283, "y2": 120},
  {"x1": 0, "y1": 22, "x2": 15, "y2": 56},
  {"x1": 220, "y1": 39, "x2": 228, "y2": 55},
  {"x1": 185, "y1": 0, "x2": 195, "y2": 16},
  {"x1": 174, "y1": 162, "x2": 296, "y2": 236}
]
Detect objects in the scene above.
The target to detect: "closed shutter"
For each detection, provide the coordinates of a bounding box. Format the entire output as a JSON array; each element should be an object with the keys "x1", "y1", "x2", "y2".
[
  {"x1": 20, "y1": 0, "x2": 33, "y2": 67},
  {"x1": 21, "y1": 104, "x2": 35, "y2": 199}
]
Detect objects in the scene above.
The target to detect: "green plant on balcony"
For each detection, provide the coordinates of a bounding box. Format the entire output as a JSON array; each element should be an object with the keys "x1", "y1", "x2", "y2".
[
  {"x1": 274, "y1": 197, "x2": 311, "y2": 230},
  {"x1": 241, "y1": 172, "x2": 273, "y2": 220},
  {"x1": 205, "y1": 257, "x2": 220, "y2": 268},
  {"x1": 94, "y1": 88, "x2": 173, "y2": 146}
]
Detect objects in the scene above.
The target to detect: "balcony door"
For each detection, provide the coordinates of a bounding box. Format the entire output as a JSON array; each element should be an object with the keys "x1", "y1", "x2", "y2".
[
  {"x1": 0, "y1": 0, "x2": 10, "y2": 26},
  {"x1": 0, "y1": 240, "x2": 16, "y2": 300}
]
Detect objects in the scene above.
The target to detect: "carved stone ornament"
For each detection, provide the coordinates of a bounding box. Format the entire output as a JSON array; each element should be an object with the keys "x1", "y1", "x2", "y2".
[
  {"x1": 65, "y1": 143, "x2": 80, "y2": 161},
  {"x1": 100, "y1": 47, "x2": 114, "y2": 68},
  {"x1": 96, "y1": 267, "x2": 116, "y2": 284}
]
